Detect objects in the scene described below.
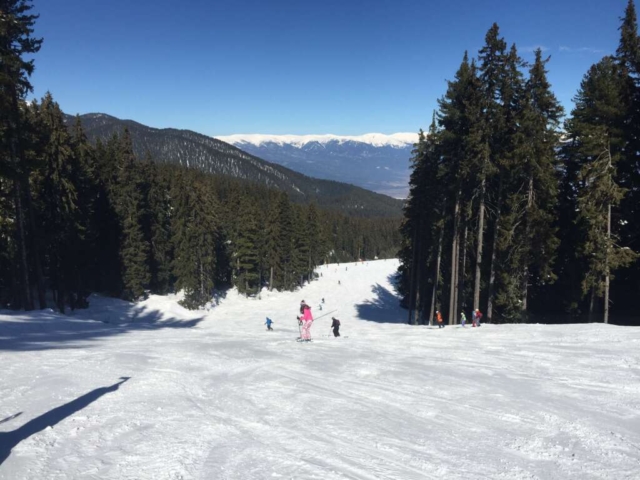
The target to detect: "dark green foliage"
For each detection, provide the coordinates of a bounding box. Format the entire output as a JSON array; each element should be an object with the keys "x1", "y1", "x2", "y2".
[
  {"x1": 233, "y1": 196, "x2": 261, "y2": 295},
  {"x1": 171, "y1": 173, "x2": 220, "y2": 309},
  {"x1": 398, "y1": 114, "x2": 446, "y2": 324},
  {"x1": 63, "y1": 113, "x2": 404, "y2": 219},
  {"x1": 114, "y1": 129, "x2": 151, "y2": 300},
  {"x1": 30, "y1": 94, "x2": 87, "y2": 312},
  {"x1": 400, "y1": 7, "x2": 640, "y2": 325},
  {"x1": 0, "y1": 0, "x2": 43, "y2": 310},
  {"x1": 141, "y1": 156, "x2": 173, "y2": 294},
  {"x1": 495, "y1": 49, "x2": 563, "y2": 321},
  {"x1": 567, "y1": 58, "x2": 637, "y2": 313}
]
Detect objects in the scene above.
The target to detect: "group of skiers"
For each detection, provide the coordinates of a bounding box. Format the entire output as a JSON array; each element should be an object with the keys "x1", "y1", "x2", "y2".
[
  {"x1": 435, "y1": 309, "x2": 483, "y2": 328},
  {"x1": 267, "y1": 304, "x2": 482, "y2": 339},
  {"x1": 265, "y1": 298, "x2": 341, "y2": 341}
]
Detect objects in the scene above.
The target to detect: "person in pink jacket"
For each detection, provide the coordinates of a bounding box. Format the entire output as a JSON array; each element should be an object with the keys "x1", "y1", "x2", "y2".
[{"x1": 299, "y1": 300, "x2": 314, "y2": 341}]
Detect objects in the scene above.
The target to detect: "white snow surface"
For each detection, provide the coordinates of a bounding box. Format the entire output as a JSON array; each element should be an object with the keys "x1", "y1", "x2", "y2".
[
  {"x1": 1, "y1": 259, "x2": 640, "y2": 479},
  {"x1": 215, "y1": 133, "x2": 418, "y2": 149}
]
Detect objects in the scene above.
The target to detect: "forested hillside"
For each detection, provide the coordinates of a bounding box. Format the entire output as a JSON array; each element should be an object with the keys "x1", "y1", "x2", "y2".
[
  {"x1": 0, "y1": 97, "x2": 400, "y2": 311},
  {"x1": 62, "y1": 113, "x2": 404, "y2": 218},
  {"x1": 0, "y1": 2, "x2": 400, "y2": 312},
  {"x1": 399, "y1": 1, "x2": 640, "y2": 326}
]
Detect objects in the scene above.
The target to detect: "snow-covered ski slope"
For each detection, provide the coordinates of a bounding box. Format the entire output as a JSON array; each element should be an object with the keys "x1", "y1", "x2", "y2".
[{"x1": 1, "y1": 259, "x2": 640, "y2": 480}]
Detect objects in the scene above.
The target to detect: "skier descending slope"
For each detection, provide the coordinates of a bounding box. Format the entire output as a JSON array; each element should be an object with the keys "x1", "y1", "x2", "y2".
[
  {"x1": 331, "y1": 317, "x2": 341, "y2": 337},
  {"x1": 299, "y1": 300, "x2": 314, "y2": 342}
]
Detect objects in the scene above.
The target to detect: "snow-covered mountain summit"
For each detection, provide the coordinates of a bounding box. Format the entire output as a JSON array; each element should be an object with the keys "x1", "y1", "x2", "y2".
[
  {"x1": 216, "y1": 132, "x2": 418, "y2": 149},
  {"x1": 215, "y1": 133, "x2": 417, "y2": 198}
]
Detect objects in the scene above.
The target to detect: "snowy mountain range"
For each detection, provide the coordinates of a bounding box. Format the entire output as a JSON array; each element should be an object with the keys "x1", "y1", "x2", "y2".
[{"x1": 215, "y1": 133, "x2": 418, "y2": 198}]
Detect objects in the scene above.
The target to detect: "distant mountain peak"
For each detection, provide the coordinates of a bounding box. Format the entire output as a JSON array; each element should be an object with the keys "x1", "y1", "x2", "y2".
[{"x1": 215, "y1": 133, "x2": 419, "y2": 149}]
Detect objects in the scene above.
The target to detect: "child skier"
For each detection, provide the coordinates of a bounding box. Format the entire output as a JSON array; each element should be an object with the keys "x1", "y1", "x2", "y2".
[
  {"x1": 299, "y1": 300, "x2": 314, "y2": 341},
  {"x1": 331, "y1": 317, "x2": 341, "y2": 337},
  {"x1": 436, "y1": 311, "x2": 444, "y2": 328},
  {"x1": 265, "y1": 317, "x2": 274, "y2": 331},
  {"x1": 460, "y1": 311, "x2": 467, "y2": 327}
]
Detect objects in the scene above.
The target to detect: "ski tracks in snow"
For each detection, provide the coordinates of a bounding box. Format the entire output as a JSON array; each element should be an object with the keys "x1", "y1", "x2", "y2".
[{"x1": 2, "y1": 260, "x2": 640, "y2": 479}]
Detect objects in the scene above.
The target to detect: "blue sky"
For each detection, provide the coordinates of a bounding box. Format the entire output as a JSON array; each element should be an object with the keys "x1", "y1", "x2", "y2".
[{"x1": 29, "y1": 0, "x2": 629, "y2": 136}]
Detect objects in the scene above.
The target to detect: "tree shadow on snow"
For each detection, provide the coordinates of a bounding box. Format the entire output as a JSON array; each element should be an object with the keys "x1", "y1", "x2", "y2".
[
  {"x1": 0, "y1": 299, "x2": 204, "y2": 352},
  {"x1": 355, "y1": 280, "x2": 405, "y2": 324},
  {"x1": 0, "y1": 377, "x2": 130, "y2": 465}
]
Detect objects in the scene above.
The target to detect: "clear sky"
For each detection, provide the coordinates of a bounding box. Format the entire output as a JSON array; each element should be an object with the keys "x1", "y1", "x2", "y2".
[{"x1": 29, "y1": 0, "x2": 629, "y2": 136}]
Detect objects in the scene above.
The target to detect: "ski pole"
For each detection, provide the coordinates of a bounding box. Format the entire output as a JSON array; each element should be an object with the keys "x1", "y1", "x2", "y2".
[
  {"x1": 296, "y1": 316, "x2": 302, "y2": 337},
  {"x1": 313, "y1": 309, "x2": 337, "y2": 321}
]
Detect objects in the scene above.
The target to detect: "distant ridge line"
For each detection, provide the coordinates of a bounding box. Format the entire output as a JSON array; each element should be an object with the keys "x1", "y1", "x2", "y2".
[{"x1": 215, "y1": 132, "x2": 419, "y2": 149}]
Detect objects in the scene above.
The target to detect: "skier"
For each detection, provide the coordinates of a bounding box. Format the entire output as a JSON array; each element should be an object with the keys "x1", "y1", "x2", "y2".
[
  {"x1": 299, "y1": 300, "x2": 314, "y2": 341},
  {"x1": 472, "y1": 309, "x2": 483, "y2": 327},
  {"x1": 265, "y1": 317, "x2": 274, "y2": 331},
  {"x1": 436, "y1": 310, "x2": 444, "y2": 328},
  {"x1": 331, "y1": 317, "x2": 341, "y2": 337},
  {"x1": 322, "y1": 298, "x2": 325, "y2": 304},
  {"x1": 460, "y1": 311, "x2": 467, "y2": 327}
]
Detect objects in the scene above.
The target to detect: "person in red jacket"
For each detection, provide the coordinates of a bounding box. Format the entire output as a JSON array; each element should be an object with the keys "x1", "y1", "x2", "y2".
[
  {"x1": 436, "y1": 311, "x2": 444, "y2": 328},
  {"x1": 472, "y1": 309, "x2": 483, "y2": 327}
]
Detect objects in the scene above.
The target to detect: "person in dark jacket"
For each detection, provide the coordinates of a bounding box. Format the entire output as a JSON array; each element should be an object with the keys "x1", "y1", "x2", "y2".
[{"x1": 331, "y1": 317, "x2": 341, "y2": 337}]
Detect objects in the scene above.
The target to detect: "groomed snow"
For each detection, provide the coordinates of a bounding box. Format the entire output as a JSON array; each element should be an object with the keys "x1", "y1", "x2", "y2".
[
  {"x1": 215, "y1": 133, "x2": 418, "y2": 149},
  {"x1": 1, "y1": 260, "x2": 640, "y2": 479}
]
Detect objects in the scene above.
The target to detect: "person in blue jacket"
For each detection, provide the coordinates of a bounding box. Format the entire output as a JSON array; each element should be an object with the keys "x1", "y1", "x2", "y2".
[{"x1": 265, "y1": 317, "x2": 274, "y2": 331}]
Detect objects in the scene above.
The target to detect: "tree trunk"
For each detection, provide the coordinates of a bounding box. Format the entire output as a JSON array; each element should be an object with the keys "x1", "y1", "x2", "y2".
[
  {"x1": 429, "y1": 227, "x2": 444, "y2": 327},
  {"x1": 604, "y1": 145, "x2": 613, "y2": 325},
  {"x1": 522, "y1": 176, "x2": 534, "y2": 314},
  {"x1": 473, "y1": 177, "x2": 486, "y2": 312},
  {"x1": 7, "y1": 85, "x2": 34, "y2": 311},
  {"x1": 25, "y1": 184, "x2": 46, "y2": 309},
  {"x1": 604, "y1": 201, "x2": 611, "y2": 324},
  {"x1": 407, "y1": 224, "x2": 419, "y2": 324},
  {"x1": 459, "y1": 223, "x2": 468, "y2": 314},
  {"x1": 448, "y1": 194, "x2": 461, "y2": 325},
  {"x1": 12, "y1": 179, "x2": 33, "y2": 310},
  {"x1": 487, "y1": 177, "x2": 503, "y2": 323},
  {"x1": 414, "y1": 281, "x2": 421, "y2": 325},
  {"x1": 269, "y1": 266, "x2": 274, "y2": 292}
]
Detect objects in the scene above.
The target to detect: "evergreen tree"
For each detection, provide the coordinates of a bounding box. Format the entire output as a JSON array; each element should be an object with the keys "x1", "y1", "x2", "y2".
[
  {"x1": 233, "y1": 195, "x2": 260, "y2": 295},
  {"x1": 438, "y1": 53, "x2": 486, "y2": 323},
  {"x1": 92, "y1": 135, "x2": 123, "y2": 295},
  {"x1": 306, "y1": 203, "x2": 324, "y2": 278},
  {"x1": 615, "y1": 0, "x2": 640, "y2": 312},
  {"x1": 69, "y1": 115, "x2": 99, "y2": 306},
  {"x1": 496, "y1": 49, "x2": 563, "y2": 320},
  {"x1": 171, "y1": 173, "x2": 219, "y2": 309},
  {"x1": 263, "y1": 194, "x2": 281, "y2": 291},
  {"x1": 276, "y1": 192, "x2": 295, "y2": 289},
  {"x1": 0, "y1": 0, "x2": 43, "y2": 309},
  {"x1": 291, "y1": 205, "x2": 310, "y2": 287},
  {"x1": 141, "y1": 157, "x2": 173, "y2": 294},
  {"x1": 115, "y1": 129, "x2": 151, "y2": 300},
  {"x1": 568, "y1": 57, "x2": 637, "y2": 323},
  {"x1": 33, "y1": 93, "x2": 86, "y2": 312}
]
